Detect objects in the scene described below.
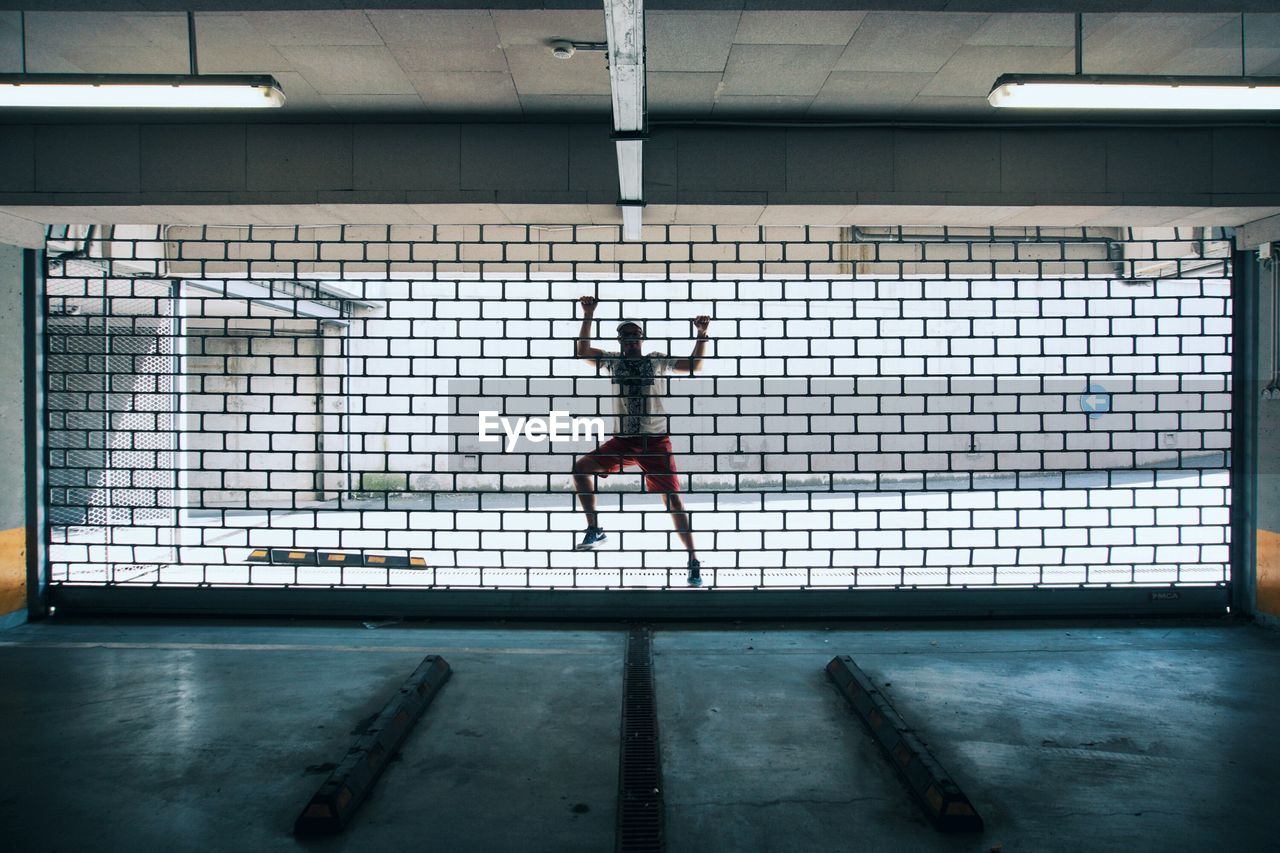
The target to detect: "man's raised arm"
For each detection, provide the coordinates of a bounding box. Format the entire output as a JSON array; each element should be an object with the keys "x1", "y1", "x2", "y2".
[
  {"x1": 674, "y1": 315, "x2": 711, "y2": 374},
  {"x1": 575, "y1": 296, "x2": 606, "y2": 365}
]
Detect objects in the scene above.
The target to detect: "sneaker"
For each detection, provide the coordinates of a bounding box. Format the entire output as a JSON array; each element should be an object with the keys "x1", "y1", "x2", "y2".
[
  {"x1": 575, "y1": 526, "x2": 607, "y2": 550},
  {"x1": 686, "y1": 558, "x2": 703, "y2": 587}
]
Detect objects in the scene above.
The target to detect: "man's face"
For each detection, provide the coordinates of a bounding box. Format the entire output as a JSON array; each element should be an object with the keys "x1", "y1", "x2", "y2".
[{"x1": 618, "y1": 325, "x2": 644, "y2": 355}]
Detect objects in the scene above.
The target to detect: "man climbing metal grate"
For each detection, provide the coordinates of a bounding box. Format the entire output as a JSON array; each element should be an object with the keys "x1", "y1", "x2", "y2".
[{"x1": 572, "y1": 295, "x2": 711, "y2": 586}]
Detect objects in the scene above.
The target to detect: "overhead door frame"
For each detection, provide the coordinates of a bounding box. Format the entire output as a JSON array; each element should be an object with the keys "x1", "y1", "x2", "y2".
[
  {"x1": 1230, "y1": 246, "x2": 1259, "y2": 617},
  {"x1": 24, "y1": 248, "x2": 51, "y2": 621}
]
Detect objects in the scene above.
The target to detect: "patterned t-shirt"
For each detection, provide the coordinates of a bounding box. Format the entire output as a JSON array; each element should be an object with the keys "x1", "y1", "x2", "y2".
[{"x1": 598, "y1": 351, "x2": 679, "y2": 436}]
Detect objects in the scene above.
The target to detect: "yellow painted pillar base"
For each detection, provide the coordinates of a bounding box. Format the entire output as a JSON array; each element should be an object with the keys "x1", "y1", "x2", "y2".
[
  {"x1": 0, "y1": 526, "x2": 25, "y2": 617},
  {"x1": 1258, "y1": 528, "x2": 1280, "y2": 617}
]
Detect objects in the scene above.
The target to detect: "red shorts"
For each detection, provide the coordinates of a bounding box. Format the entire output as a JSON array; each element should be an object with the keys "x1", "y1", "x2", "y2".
[{"x1": 582, "y1": 434, "x2": 681, "y2": 493}]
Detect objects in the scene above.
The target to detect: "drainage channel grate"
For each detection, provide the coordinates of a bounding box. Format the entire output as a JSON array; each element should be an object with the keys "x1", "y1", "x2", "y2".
[{"x1": 617, "y1": 626, "x2": 663, "y2": 853}]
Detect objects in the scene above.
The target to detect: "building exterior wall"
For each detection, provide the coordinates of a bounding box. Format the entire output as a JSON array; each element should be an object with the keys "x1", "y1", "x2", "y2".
[{"x1": 46, "y1": 226, "x2": 1231, "y2": 503}]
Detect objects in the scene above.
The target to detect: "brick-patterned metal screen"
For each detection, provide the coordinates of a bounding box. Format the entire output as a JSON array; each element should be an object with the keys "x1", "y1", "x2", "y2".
[{"x1": 42, "y1": 224, "x2": 1232, "y2": 591}]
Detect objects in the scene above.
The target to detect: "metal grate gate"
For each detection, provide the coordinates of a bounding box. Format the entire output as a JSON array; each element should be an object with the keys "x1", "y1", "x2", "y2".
[{"x1": 41, "y1": 224, "x2": 1233, "y2": 601}]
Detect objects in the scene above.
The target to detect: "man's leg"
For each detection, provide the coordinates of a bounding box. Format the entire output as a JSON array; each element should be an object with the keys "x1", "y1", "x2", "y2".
[
  {"x1": 572, "y1": 454, "x2": 608, "y2": 529},
  {"x1": 636, "y1": 436, "x2": 697, "y2": 563},
  {"x1": 573, "y1": 438, "x2": 628, "y2": 533},
  {"x1": 663, "y1": 492, "x2": 697, "y2": 562},
  {"x1": 637, "y1": 437, "x2": 700, "y2": 585}
]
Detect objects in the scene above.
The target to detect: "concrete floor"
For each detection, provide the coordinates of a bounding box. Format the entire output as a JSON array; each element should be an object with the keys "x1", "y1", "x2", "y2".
[{"x1": 0, "y1": 617, "x2": 1277, "y2": 852}]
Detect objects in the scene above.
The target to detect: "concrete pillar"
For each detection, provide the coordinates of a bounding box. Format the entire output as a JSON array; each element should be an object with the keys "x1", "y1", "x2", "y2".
[
  {"x1": 0, "y1": 244, "x2": 27, "y2": 627},
  {"x1": 1254, "y1": 248, "x2": 1280, "y2": 627}
]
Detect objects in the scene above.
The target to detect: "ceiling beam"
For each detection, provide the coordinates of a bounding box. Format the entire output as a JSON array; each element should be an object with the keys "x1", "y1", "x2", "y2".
[
  {"x1": 3, "y1": 122, "x2": 1280, "y2": 218},
  {"x1": 0, "y1": 2, "x2": 1274, "y2": 12},
  {"x1": 603, "y1": 0, "x2": 646, "y2": 241}
]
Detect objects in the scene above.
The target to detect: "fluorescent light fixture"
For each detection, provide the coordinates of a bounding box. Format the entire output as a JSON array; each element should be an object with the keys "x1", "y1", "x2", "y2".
[
  {"x1": 989, "y1": 74, "x2": 1280, "y2": 110},
  {"x1": 621, "y1": 204, "x2": 644, "y2": 242},
  {"x1": 0, "y1": 74, "x2": 286, "y2": 109}
]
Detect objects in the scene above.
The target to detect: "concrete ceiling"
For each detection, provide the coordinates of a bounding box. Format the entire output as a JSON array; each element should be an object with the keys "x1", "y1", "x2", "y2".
[{"x1": 0, "y1": 10, "x2": 1277, "y2": 119}]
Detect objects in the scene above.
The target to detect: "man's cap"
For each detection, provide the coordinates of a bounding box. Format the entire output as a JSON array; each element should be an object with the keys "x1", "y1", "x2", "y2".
[{"x1": 616, "y1": 319, "x2": 645, "y2": 335}]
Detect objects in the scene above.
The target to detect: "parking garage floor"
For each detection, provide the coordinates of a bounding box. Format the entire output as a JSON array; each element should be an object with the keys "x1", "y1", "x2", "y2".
[{"x1": 0, "y1": 616, "x2": 1276, "y2": 852}]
